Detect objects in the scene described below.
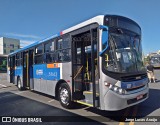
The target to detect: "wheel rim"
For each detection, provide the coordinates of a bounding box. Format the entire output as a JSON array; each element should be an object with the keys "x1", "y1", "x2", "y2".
[
  {"x1": 60, "y1": 88, "x2": 69, "y2": 105},
  {"x1": 18, "y1": 80, "x2": 21, "y2": 89}
]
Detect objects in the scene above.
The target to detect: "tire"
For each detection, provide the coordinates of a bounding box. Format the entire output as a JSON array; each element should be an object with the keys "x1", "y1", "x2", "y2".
[
  {"x1": 58, "y1": 83, "x2": 73, "y2": 108},
  {"x1": 17, "y1": 78, "x2": 23, "y2": 90}
]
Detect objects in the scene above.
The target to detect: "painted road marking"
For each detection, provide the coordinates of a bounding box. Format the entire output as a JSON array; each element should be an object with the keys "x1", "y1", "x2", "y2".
[
  {"x1": 0, "y1": 84, "x2": 7, "y2": 88},
  {"x1": 119, "y1": 122, "x2": 125, "y2": 125},
  {"x1": 48, "y1": 99, "x2": 55, "y2": 103},
  {"x1": 119, "y1": 107, "x2": 130, "y2": 125},
  {"x1": 129, "y1": 106, "x2": 138, "y2": 125}
]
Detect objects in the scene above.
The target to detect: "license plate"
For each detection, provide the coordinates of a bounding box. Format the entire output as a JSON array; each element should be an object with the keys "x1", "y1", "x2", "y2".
[{"x1": 137, "y1": 94, "x2": 143, "y2": 100}]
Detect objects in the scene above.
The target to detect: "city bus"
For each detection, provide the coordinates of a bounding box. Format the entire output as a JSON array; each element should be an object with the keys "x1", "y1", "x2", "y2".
[
  {"x1": 150, "y1": 54, "x2": 160, "y2": 68},
  {"x1": 7, "y1": 15, "x2": 149, "y2": 111}
]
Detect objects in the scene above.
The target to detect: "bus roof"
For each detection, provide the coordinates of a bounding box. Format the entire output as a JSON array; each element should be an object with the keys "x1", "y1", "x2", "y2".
[
  {"x1": 9, "y1": 14, "x2": 140, "y2": 56},
  {"x1": 8, "y1": 15, "x2": 104, "y2": 56}
]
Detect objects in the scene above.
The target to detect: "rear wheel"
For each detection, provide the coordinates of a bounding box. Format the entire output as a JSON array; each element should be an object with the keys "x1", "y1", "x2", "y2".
[
  {"x1": 17, "y1": 78, "x2": 22, "y2": 90},
  {"x1": 58, "y1": 83, "x2": 73, "y2": 108}
]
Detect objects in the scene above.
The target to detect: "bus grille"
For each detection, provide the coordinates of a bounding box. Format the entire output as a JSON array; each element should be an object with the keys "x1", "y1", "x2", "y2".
[
  {"x1": 121, "y1": 74, "x2": 147, "y2": 82},
  {"x1": 126, "y1": 85, "x2": 145, "y2": 92}
]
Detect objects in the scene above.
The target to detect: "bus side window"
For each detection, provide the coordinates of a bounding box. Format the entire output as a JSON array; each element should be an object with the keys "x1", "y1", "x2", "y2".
[
  {"x1": 45, "y1": 40, "x2": 53, "y2": 63},
  {"x1": 56, "y1": 35, "x2": 71, "y2": 63},
  {"x1": 35, "y1": 44, "x2": 44, "y2": 64}
]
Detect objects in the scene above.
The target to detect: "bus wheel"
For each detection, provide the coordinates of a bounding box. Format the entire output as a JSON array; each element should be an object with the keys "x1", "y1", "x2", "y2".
[
  {"x1": 17, "y1": 78, "x2": 22, "y2": 90},
  {"x1": 58, "y1": 83, "x2": 72, "y2": 108}
]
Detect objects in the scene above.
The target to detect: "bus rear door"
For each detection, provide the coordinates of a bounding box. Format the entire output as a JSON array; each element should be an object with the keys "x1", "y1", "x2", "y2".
[{"x1": 23, "y1": 52, "x2": 29, "y2": 88}]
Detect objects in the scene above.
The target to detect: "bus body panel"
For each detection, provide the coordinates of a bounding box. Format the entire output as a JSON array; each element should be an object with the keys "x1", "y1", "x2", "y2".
[
  {"x1": 103, "y1": 87, "x2": 148, "y2": 111},
  {"x1": 14, "y1": 66, "x2": 23, "y2": 85},
  {"x1": 61, "y1": 62, "x2": 72, "y2": 90},
  {"x1": 32, "y1": 62, "x2": 71, "y2": 96},
  {"x1": 99, "y1": 65, "x2": 149, "y2": 110},
  {"x1": 33, "y1": 64, "x2": 60, "y2": 96}
]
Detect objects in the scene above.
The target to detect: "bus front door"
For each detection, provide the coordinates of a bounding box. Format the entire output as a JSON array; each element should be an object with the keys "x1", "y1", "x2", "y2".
[{"x1": 72, "y1": 28, "x2": 99, "y2": 107}]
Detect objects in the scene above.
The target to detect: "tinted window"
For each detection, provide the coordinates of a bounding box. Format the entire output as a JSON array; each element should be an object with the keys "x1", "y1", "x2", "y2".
[
  {"x1": 46, "y1": 53, "x2": 53, "y2": 63},
  {"x1": 56, "y1": 36, "x2": 70, "y2": 50},
  {"x1": 104, "y1": 16, "x2": 141, "y2": 34},
  {"x1": 56, "y1": 35, "x2": 71, "y2": 62},
  {"x1": 35, "y1": 55, "x2": 44, "y2": 64},
  {"x1": 45, "y1": 40, "x2": 55, "y2": 52},
  {"x1": 35, "y1": 45, "x2": 43, "y2": 54},
  {"x1": 35, "y1": 44, "x2": 44, "y2": 64},
  {"x1": 57, "y1": 49, "x2": 71, "y2": 62},
  {"x1": 16, "y1": 53, "x2": 20, "y2": 59}
]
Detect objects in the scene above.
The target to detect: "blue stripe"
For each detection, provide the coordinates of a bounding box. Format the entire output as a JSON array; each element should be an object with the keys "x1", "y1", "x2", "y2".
[
  {"x1": 121, "y1": 78, "x2": 148, "y2": 89},
  {"x1": 33, "y1": 64, "x2": 60, "y2": 81},
  {"x1": 15, "y1": 66, "x2": 23, "y2": 77}
]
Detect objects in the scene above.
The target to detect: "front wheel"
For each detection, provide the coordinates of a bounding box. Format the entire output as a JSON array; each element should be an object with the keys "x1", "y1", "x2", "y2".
[{"x1": 58, "y1": 83, "x2": 73, "y2": 108}]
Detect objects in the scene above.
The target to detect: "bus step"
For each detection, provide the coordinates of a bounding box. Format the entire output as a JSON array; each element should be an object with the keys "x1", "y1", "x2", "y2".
[
  {"x1": 76, "y1": 100, "x2": 93, "y2": 107},
  {"x1": 83, "y1": 91, "x2": 94, "y2": 102},
  {"x1": 83, "y1": 91, "x2": 99, "y2": 106},
  {"x1": 73, "y1": 91, "x2": 85, "y2": 100},
  {"x1": 26, "y1": 87, "x2": 30, "y2": 89},
  {"x1": 83, "y1": 91, "x2": 99, "y2": 96}
]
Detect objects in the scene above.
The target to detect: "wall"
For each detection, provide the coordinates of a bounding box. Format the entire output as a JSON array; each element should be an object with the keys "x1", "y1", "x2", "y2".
[
  {"x1": 3, "y1": 37, "x2": 20, "y2": 55},
  {"x1": 0, "y1": 37, "x2": 4, "y2": 54}
]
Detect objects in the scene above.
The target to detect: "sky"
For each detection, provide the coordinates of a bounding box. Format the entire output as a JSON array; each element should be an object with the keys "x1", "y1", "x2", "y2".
[{"x1": 0, "y1": 0, "x2": 160, "y2": 55}]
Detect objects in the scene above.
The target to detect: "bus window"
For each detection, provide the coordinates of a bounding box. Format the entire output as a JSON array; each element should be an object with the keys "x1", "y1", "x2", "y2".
[
  {"x1": 55, "y1": 35, "x2": 71, "y2": 62},
  {"x1": 44, "y1": 39, "x2": 55, "y2": 63},
  {"x1": 16, "y1": 53, "x2": 21, "y2": 66},
  {"x1": 35, "y1": 44, "x2": 44, "y2": 64}
]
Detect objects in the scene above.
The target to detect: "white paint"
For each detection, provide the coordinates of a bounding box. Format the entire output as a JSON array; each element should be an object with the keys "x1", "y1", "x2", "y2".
[
  {"x1": 60, "y1": 63, "x2": 62, "y2": 79},
  {"x1": 62, "y1": 15, "x2": 104, "y2": 34},
  {"x1": 48, "y1": 99, "x2": 55, "y2": 103},
  {"x1": 0, "y1": 84, "x2": 7, "y2": 88}
]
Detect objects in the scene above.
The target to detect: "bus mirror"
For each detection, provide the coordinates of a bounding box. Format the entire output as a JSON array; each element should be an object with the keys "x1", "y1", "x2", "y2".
[
  {"x1": 102, "y1": 31, "x2": 108, "y2": 45},
  {"x1": 99, "y1": 25, "x2": 108, "y2": 56},
  {"x1": 99, "y1": 47, "x2": 108, "y2": 56}
]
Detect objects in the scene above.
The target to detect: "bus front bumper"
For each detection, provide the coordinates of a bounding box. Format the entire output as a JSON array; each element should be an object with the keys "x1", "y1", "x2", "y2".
[{"x1": 103, "y1": 87, "x2": 149, "y2": 111}]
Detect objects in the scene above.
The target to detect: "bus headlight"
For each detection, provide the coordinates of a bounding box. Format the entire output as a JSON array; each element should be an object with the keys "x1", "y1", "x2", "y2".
[
  {"x1": 114, "y1": 87, "x2": 118, "y2": 92},
  {"x1": 108, "y1": 84, "x2": 126, "y2": 95},
  {"x1": 118, "y1": 88, "x2": 125, "y2": 94},
  {"x1": 109, "y1": 84, "x2": 113, "y2": 89}
]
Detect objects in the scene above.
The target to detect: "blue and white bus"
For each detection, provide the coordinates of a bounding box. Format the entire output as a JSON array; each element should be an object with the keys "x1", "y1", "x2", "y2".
[{"x1": 7, "y1": 15, "x2": 149, "y2": 111}]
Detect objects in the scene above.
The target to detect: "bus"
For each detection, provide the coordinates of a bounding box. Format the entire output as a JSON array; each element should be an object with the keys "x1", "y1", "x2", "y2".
[
  {"x1": 150, "y1": 54, "x2": 160, "y2": 68},
  {"x1": 7, "y1": 15, "x2": 149, "y2": 111},
  {"x1": 0, "y1": 55, "x2": 7, "y2": 73}
]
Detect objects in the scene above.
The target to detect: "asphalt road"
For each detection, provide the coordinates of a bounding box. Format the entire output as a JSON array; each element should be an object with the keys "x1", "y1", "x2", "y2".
[{"x1": 0, "y1": 71, "x2": 160, "y2": 125}]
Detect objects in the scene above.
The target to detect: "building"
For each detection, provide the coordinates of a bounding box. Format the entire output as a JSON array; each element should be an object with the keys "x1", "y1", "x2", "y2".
[
  {"x1": 0, "y1": 37, "x2": 20, "y2": 55},
  {"x1": 0, "y1": 37, "x2": 20, "y2": 73}
]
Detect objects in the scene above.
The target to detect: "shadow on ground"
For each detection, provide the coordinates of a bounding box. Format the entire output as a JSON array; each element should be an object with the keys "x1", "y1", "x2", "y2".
[
  {"x1": 0, "y1": 92, "x2": 105, "y2": 125},
  {"x1": 85, "y1": 88, "x2": 160, "y2": 122}
]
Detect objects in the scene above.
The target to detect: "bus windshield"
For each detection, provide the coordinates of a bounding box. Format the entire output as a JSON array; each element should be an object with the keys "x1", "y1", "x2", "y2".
[
  {"x1": 103, "y1": 29, "x2": 146, "y2": 73},
  {"x1": 151, "y1": 56, "x2": 160, "y2": 63}
]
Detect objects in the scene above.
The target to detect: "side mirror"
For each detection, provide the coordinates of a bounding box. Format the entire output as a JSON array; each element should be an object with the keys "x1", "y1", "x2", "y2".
[{"x1": 99, "y1": 25, "x2": 108, "y2": 56}]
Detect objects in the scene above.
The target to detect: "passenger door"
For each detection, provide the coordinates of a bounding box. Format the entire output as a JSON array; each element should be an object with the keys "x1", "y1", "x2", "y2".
[{"x1": 71, "y1": 27, "x2": 99, "y2": 107}]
